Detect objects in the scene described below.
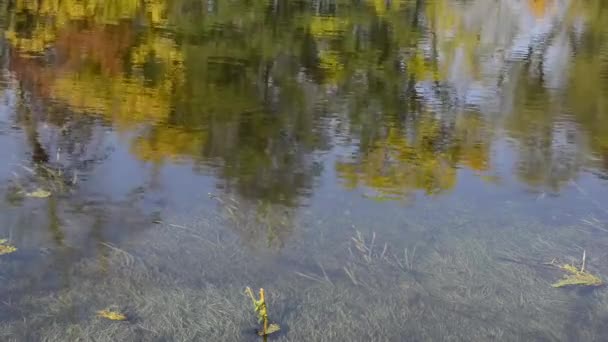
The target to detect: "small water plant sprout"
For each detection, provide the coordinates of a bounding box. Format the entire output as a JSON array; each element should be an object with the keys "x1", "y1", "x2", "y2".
[
  {"x1": 550, "y1": 250, "x2": 603, "y2": 288},
  {"x1": 245, "y1": 287, "x2": 280, "y2": 337}
]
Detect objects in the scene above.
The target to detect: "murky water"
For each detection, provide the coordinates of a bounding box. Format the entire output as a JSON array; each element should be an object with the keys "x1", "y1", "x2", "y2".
[{"x1": 1, "y1": 0, "x2": 608, "y2": 340}]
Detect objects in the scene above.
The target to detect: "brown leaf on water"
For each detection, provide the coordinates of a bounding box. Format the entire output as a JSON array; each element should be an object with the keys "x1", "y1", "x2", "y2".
[{"x1": 0, "y1": 239, "x2": 17, "y2": 255}]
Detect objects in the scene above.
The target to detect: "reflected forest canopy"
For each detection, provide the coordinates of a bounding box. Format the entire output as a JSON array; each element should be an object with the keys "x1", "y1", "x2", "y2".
[{"x1": 2, "y1": 0, "x2": 608, "y2": 206}]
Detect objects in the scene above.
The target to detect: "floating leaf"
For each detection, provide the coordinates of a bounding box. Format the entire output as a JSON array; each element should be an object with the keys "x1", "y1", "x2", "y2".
[
  {"x1": 25, "y1": 189, "x2": 51, "y2": 198},
  {"x1": 258, "y1": 323, "x2": 281, "y2": 336},
  {"x1": 552, "y1": 263, "x2": 603, "y2": 288},
  {"x1": 0, "y1": 239, "x2": 17, "y2": 255},
  {"x1": 96, "y1": 309, "x2": 127, "y2": 321}
]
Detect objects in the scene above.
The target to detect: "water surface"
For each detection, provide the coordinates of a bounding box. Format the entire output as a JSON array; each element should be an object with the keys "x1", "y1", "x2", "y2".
[{"x1": 1, "y1": 0, "x2": 608, "y2": 340}]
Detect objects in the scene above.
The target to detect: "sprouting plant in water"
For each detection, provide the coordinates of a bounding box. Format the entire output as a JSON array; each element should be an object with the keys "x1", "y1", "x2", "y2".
[
  {"x1": 550, "y1": 250, "x2": 603, "y2": 288},
  {"x1": 0, "y1": 239, "x2": 17, "y2": 255},
  {"x1": 245, "y1": 287, "x2": 280, "y2": 337},
  {"x1": 96, "y1": 308, "x2": 127, "y2": 321}
]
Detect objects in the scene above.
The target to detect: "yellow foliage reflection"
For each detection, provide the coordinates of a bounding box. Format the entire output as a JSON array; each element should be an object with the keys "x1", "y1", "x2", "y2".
[
  {"x1": 336, "y1": 118, "x2": 460, "y2": 199},
  {"x1": 131, "y1": 126, "x2": 206, "y2": 164},
  {"x1": 6, "y1": 0, "x2": 183, "y2": 136},
  {"x1": 4, "y1": 0, "x2": 608, "y2": 203}
]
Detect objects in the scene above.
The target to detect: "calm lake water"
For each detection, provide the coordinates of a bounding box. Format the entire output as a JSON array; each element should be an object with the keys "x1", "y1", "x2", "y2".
[{"x1": 1, "y1": 0, "x2": 608, "y2": 340}]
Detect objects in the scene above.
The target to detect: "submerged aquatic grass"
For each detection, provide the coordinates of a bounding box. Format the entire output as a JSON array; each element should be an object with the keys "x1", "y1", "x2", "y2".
[{"x1": 1, "y1": 205, "x2": 608, "y2": 341}]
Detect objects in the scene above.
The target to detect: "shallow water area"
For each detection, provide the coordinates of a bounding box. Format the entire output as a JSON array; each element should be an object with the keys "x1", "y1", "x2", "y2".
[{"x1": 1, "y1": 0, "x2": 608, "y2": 340}]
